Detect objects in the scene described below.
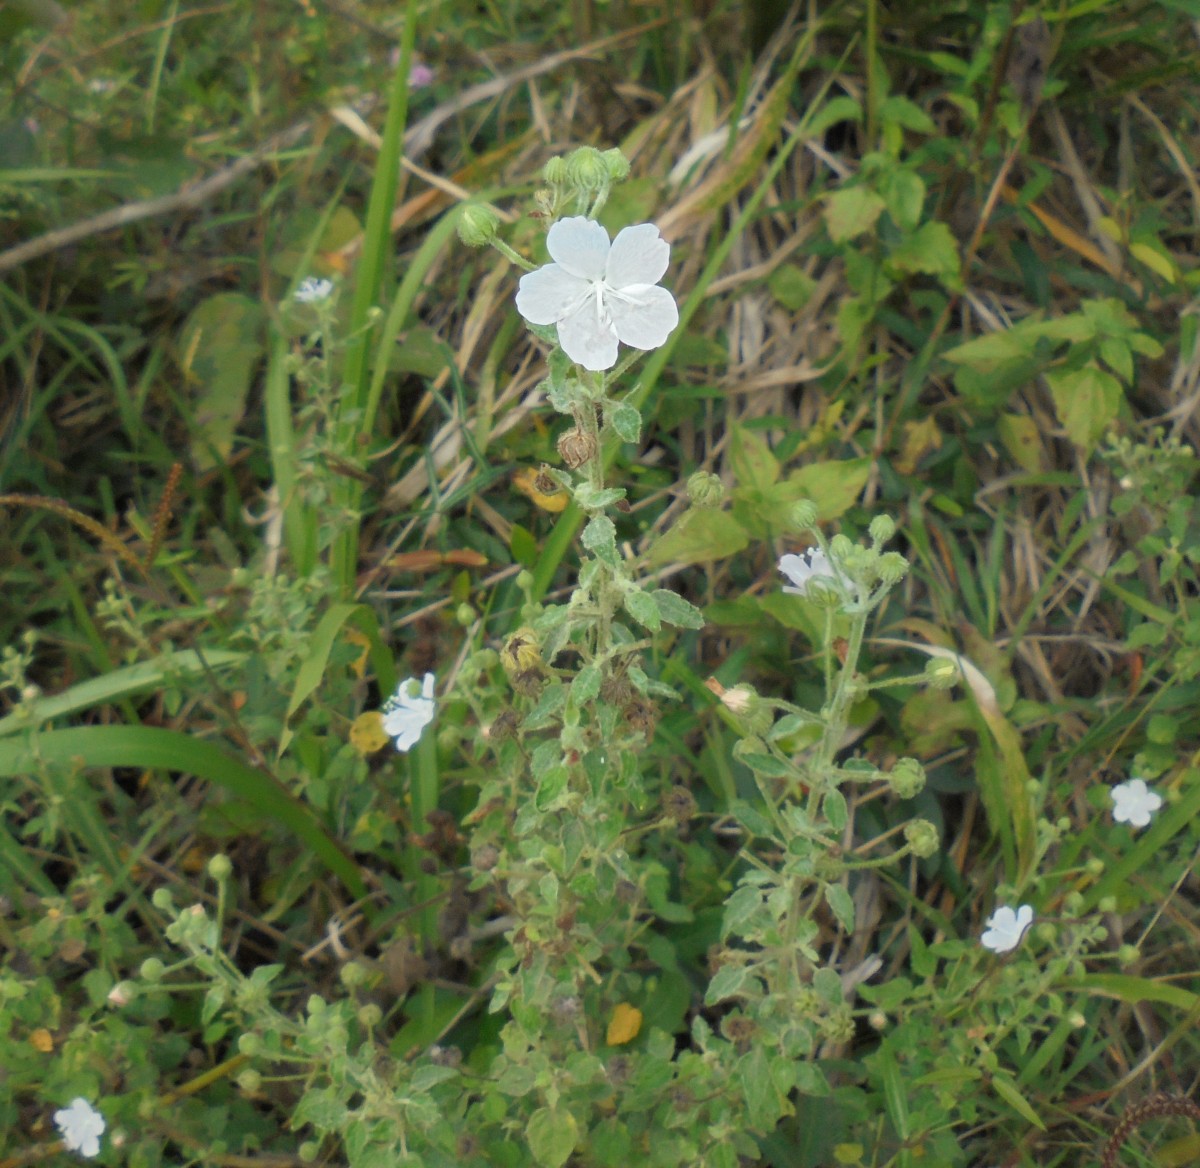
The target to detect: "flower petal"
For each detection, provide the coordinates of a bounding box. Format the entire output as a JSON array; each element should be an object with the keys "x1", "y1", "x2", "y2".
[
  {"x1": 606, "y1": 284, "x2": 679, "y2": 351},
  {"x1": 556, "y1": 302, "x2": 620, "y2": 371},
  {"x1": 546, "y1": 216, "x2": 610, "y2": 280},
  {"x1": 606, "y1": 222, "x2": 670, "y2": 288},
  {"x1": 516, "y1": 264, "x2": 588, "y2": 325}
]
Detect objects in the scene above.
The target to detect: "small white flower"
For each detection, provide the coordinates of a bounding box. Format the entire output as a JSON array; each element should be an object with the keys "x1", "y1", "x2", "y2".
[
  {"x1": 778, "y1": 548, "x2": 840, "y2": 597},
  {"x1": 54, "y1": 1098, "x2": 105, "y2": 1158},
  {"x1": 980, "y1": 904, "x2": 1034, "y2": 954},
  {"x1": 381, "y1": 673, "x2": 436, "y2": 752},
  {"x1": 515, "y1": 216, "x2": 679, "y2": 372},
  {"x1": 294, "y1": 277, "x2": 334, "y2": 304},
  {"x1": 1111, "y1": 778, "x2": 1162, "y2": 828}
]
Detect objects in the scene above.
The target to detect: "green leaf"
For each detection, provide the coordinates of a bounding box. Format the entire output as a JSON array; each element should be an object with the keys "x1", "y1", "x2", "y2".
[
  {"x1": 0, "y1": 726, "x2": 366, "y2": 900},
  {"x1": 526, "y1": 1107, "x2": 579, "y2": 1168},
  {"x1": 569, "y1": 663, "x2": 602, "y2": 706},
  {"x1": 784, "y1": 458, "x2": 872, "y2": 520},
  {"x1": 705, "y1": 964, "x2": 751, "y2": 1005},
  {"x1": 510, "y1": 523, "x2": 538, "y2": 568},
  {"x1": 990, "y1": 1071, "x2": 1046, "y2": 1130},
  {"x1": 823, "y1": 186, "x2": 886, "y2": 243},
  {"x1": 886, "y1": 220, "x2": 961, "y2": 287},
  {"x1": 581, "y1": 514, "x2": 620, "y2": 568},
  {"x1": 824, "y1": 883, "x2": 856, "y2": 932},
  {"x1": 1045, "y1": 364, "x2": 1122, "y2": 452},
  {"x1": 179, "y1": 293, "x2": 266, "y2": 471},
  {"x1": 879, "y1": 168, "x2": 926, "y2": 232},
  {"x1": 573, "y1": 484, "x2": 627, "y2": 512},
  {"x1": 645, "y1": 508, "x2": 749, "y2": 568},
  {"x1": 623, "y1": 587, "x2": 661, "y2": 633},
  {"x1": 609, "y1": 401, "x2": 642, "y2": 444},
  {"x1": 0, "y1": 650, "x2": 245, "y2": 737},
  {"x1": 281, "y1": 603, "x2": 395, "y2": 756},
  {"x1": 730, "y1": 426, "x2": 780, "y2": 491},
  {"x1": 651, "y1": 589, "x2": 705, "y2": 629},
  {"x1": 878, "y1": 95, "x2": 936, "y2": 133},
  {"x1": 767, "y1": 264, "x2": 817, "y2": 311}
]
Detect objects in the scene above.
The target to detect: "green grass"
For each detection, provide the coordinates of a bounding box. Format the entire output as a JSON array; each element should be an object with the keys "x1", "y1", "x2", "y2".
[{"x1": 3, "y1": 1, "x2": 1200, "y2": 1166}]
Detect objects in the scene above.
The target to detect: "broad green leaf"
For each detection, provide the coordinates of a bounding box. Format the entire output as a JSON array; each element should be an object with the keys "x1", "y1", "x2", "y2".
[
  {"x1": 824, "y1": 186, "x2": 886, "y2": 243},
  {"x1": 784, "y1": 457, "x2": 872, "y2": 520},
  {"x1": 730, "y1": 426, "x2": 780, "y2": 491},
  {"x1": 623, "y1": 587, "x2": 661, "y2": 633},
  {"x1": 609, "y1": 401, "x2": 642, "y2": 444},
  {"x1": 646, "y1": 508, "x2": 749, "y2": 567},
  {"x1": 705, "y1": 964, "x2": 751, "y2": 1005},
  {"x1": 878, "y1": 95, "x2": 936, "y2": 133},
  {"x1": 887, "y1": 220, "x2": 961, "y2": 288},
  {"x1": 767, "y1": 263, "x2": 817, "y2": 311},
  {"x1": 526, "y1": 1107, "x2": 578, "y2": 1168},
  {"x1": 179, "y1": 293, "x2": 266, "y2": 471},
  {"x1": 996, "y1": 413, "x2": 1047, "y2": 474},
  {"x1": 824, "y1": 883, "x2": 856, "y2": 932},
  {"x1": 651, "y1": 589, "x2": 705, "y2": 629},
  {"x1": 569, "y1": 663, "x2": 602, "y2": 706},
  {"x1": 581, "y1": 514, "x2": 620, "y2": 568},
  {"x1": 1045, "y1": 364, "x2": 1122, "y2": 452},
  {"x1": 879, "y1": 167, "x2": 926, "y2": 232}
]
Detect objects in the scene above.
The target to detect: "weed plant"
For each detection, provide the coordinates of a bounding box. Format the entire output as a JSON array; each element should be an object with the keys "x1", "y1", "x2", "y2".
[{"x1": 2, "y1": 1, "x2": 1200, "y2": 1166}]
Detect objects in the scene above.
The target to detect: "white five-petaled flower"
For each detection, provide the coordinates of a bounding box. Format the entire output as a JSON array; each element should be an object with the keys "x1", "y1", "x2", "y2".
[
  {"x1": 294, "y1": 277, "x2": 334, "y2": 304},
  {"x1": 53, "y1": 1098, "x2": 105, "y2": 1158},
  {"x1": 980, "y1": 904, "x2": 1034, "y2": 954},
  {"x1": 778, "y1": 548, "x2": 840, "y2": 597},
  {"x1": 515, "y1": 216, "x2": 679, "y2": 372},
  {"x1": 382, "y1": 673, "x2": 436, "y2": 752},
  {"x1": 1110, "y1": 778, "x2": 1162, "y2": 828}
]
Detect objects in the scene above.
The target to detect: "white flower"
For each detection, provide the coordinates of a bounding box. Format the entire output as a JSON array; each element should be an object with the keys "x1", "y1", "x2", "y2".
[
  {"x1": 381, "y1": 672, "x2": 436, "y2": 752},
  {"x1": 778, "y1": 548, "x2": 840, "y2": 597},
  {"x1": 515, "y1": 216, "x2": 679, "y2": 372},
  {"x1": 980, "y1": 904, "x2": 1034, "y2": 954},
  {"x1": 294, "y1": 277, "x2": 334, "y2": 304},
  {"x1": 54, "y1": 1098, "x2": 105, "y2": 1158},
  {"x1": 1111, "y1": 778, "x2": 1162, "y2": 828}
]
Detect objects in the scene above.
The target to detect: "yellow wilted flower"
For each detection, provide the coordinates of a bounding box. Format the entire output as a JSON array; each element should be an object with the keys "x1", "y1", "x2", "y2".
[
  {"x1": 606, "y1": 1003, "x2": 643, "y2": 1046},
  {"x1": 349, "y1": 711, "x2": 390, "y2": 756},
  {"x1": 513, "y1": 466, "x2": 569, "y2": 513}
]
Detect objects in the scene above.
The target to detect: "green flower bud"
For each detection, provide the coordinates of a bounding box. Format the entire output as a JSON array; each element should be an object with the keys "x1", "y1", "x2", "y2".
[
  {"x1": 515, "y1": 569, "x2": 535, "y2": 593},
  {"x1": 357, "y1": 1003, "x2": 383, "y2": 1029},
  {"x1": 829, "y1": 534, "x2": 854, "y2": 560},
  {"x1": 457, "y1": 204, "x2": 500, "y2": 247},
  {"x1": 565, "y1": 146, "x2": 607, "y2": 190},
  {"x1": 1085, "y1": 856, "x2": 1105, "y2": 877},
  {"x1": 868, "y1": 515, "x2": 896, "y2": 544},
  {"x1": 1033, "y1": 921, "x2": 1055, "y2": 942},
  {"x1": 686, "y1": 470, "x2": 726, "y2": 509},
  {"x1": 601, "y1": 147, "x2": 630, "y2": 181},
  {"x1": 340, "y1": 961, "x2": 368, "y2": 988},
  {"x1": 889, "y1": 757, "x2": 926, "y2": 799},
  {"x1": 924, "y1": 657, "x2": 959, "y2": 690},
  {"x1": 151, "y1": 888, "x2": 174, "y2": 912},
  {"x1": 904, "y1": 819, "x2": 939, "y2": 858},
  {"x1": 207, "y1": 853, "x2": 232, "y2": 882},
  {"x1": 542, "y1": 155, "x2": 567, "y2": 185},
  {"x1": 238, "y1": 1032, "x2": 262, "y2": 1057},
  {"x1": 877, "y1": 551, "x2": 909, "y2": 584},
  {"x1": 1097, "y1": 896, "x2": 1117, "y2": 914},
  {"x1": 790, "y1": 499, "x2": 819, "y2": 531},
  {"x1": 237, "y1": 1068, "x2": 263, "y2": 1093},
  {"x1": 455, "y1": 603, "x2": 475, "y2": 627},
  {"x1": 1117, "y1": 943, "x2": 1140, "y2": 967},
  {"x1": 1062, "y1": 891, "x2": 1084, "y2": 915},
  {"x1": 140, "y1": 957, "x2": 166, "y2": 982}
]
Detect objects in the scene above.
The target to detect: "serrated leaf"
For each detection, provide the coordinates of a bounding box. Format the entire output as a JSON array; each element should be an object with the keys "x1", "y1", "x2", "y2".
[
  {"x1": 574, "y1": 484, "x2": 627, "y2": 512},
  {"x1": 887, "y1": 220, "x2": 961, "y2": 288},
  {"x1": 880, "y1": 168, "x2": 926, "y2": 233},
  {"x1": 730, "y1": 426, "x2": 779, "y2": 490},
  {"x1": 1046, "y1": 363, "x2": 1122, "y2": 452},
  {"x1": 623, "y1": 587, "x2": 661, "y2": 632},
  {"x1": 581, "y1": 514, "x2": 620, "y2": 568},
  {"x1": 650, "y1": 589, "x2": 705, "y2": 629},
  {"x1": 824, "y1": 186, "x2": 886, "y2": 243},
  {"x1": 705, "y1": 964, "x2": 751, "y2": 1005},
  {"x1": 609, "y1": 401, "x2": 642, "y2": 443},
  {"x1": 569, "y1": 663, "x2": 602, "y2": 706}
]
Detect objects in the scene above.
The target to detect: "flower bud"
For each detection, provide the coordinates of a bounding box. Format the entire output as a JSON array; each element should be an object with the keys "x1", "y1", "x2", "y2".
[
  {"x1": 1062, "y1": 891, "x2": 1084, "y2": 915},
  {"x1": 238, "y1": 1032, "x2": 262, "y2": 1057},
  {"x1": 889, "y1": 757, "x2": 926, "y2": 799},
  {"x1": 501, "y1": 628, "x2": 542, "y2": 676},
  {"x1": 339, "y1": 961, "x2": 368, "y2": 988},
  {"x1": 876, "y1": 551, "x2": 909, "y2": 584},
  {"x1": 790, "y1": 499, "x2": 818, "y2": 530},
  {"x1": 687, "y1": 470, "x2": 726, "y2": 508},
  {"x1": 237, "y1": 1068, "x2": 263, "y2": 1093},
  {"x1": 565, "y1": 146, "x2": 607, "y2": 190},
  {"x1": 924, "y1": 657, "x2": 959, "y2": 690},
  {"x1": 207, "y1": 853, "x2": 232, "y2": 882},
  {"x1": 542, "y1": 155, "x2": 567, "y2": 185},
  {"x1": 601, "y1": 148, "x2": 630, "y2": 181},
  {"x1": 151, "y1": 888, "x2": 174, "y2": 912},
  {"x1": 868, "y1": 515, "x2": 896, "y2": 544},
  {"x1": 1097, "y1": 895, "x2": 1117, "y2": 914},
  {"x1": 455, "y1": 603, "x2": 475, "y2": 627},
  {"x1": 457, "y1": 204, "x2": 500, "y2": 247},
  {"x1": 1117, "y1": 944, "x2": 1140, "y2": 967},
  {"x1": 904, "y1": 819, "x2": 939, "y2": 858},
  {"x1": 1085, "y1": 856, "x2": 1105, "y2": 877},
  {"x1": 357, "y1": 1003, "x2": 383, "y2": 1029},
  {"x1": 140, "y1": 957, "x2": 166, "y2": 982}
]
